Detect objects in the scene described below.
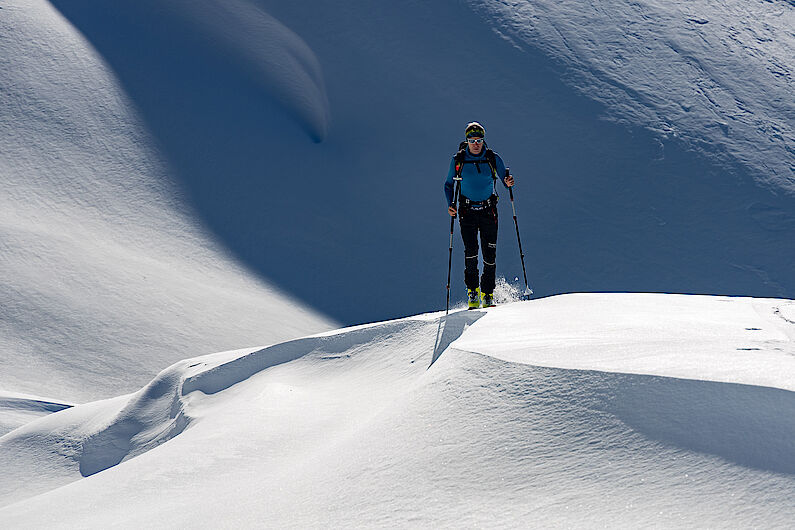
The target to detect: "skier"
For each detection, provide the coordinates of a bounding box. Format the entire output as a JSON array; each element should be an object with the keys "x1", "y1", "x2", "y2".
[{"x1": 445, "y1": 122, "x2": 514, "y2": 309}]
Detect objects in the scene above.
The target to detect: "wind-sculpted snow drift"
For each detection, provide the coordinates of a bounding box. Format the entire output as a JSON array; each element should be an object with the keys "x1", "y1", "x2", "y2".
[
  {"x1": 0, "y1": 393, "x2": 73, "y2": 438},
  {"x1": 0, "y1": 311, "x2": 483, "y2": 508},
  {"x1": 0, "y1": 0, "x2": 334, "y2": 403},
  {"x1": 127, "y1": 0, "x2": 331, "y2": 142},
  {"x1": 1, "y1": 294, "x2": 793, "y2": 527}
]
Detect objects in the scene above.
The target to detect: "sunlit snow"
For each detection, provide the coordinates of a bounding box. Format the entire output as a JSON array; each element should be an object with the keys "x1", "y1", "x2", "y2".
[{"x1": 1, "y1": 0, "x2": 793, "y2": 526}]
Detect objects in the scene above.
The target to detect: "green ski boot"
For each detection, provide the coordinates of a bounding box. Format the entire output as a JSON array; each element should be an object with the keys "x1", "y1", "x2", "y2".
[
  {"x1": 467, "y1": 287, "x2": 481, "y2": 309},
  {"x1": 481, "y1": 291, "x2": 496, "y2": 308}
]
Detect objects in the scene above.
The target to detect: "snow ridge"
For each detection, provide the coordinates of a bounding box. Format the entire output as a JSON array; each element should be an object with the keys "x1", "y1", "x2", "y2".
[
  {"x1": 0, "y1": 312, "x2": 479, "y2": 507},
  {"x1": 158, "y1": 0, "x2": 331, "y2": 141},
  {"x1": 0, "y1": 0, "x2": 335, "y2": 403},
  {"x1": 0, "y1": 393, "x2": 73, "y2": 438},
  {"x1": 1, "y1": 295, "x2": 794, "y2": 527}
]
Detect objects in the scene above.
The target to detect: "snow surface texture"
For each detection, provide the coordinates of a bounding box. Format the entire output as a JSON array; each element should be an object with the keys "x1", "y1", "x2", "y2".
[
  {"x1": 2, "y1": 1, "x2": 794, "y2": 524},
  {"x1": 0, "y1": 0, "x2": 334, "y2": 403},
  {"x1": 1, "y1": 294, "x2": 793, "y2": 527},
  {"x1": 0, "y1": 392, "x2": 72, "y2": 437},
  {"x1": 474, "y1": 0, "x2": 795, "y2": 192},
  {"x1": 14, "y1": 0, "x2": 789, "y2": 328}
]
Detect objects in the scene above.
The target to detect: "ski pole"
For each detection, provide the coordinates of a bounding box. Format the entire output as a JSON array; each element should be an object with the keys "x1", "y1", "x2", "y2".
[
  {"x1": 506, "y1": 168, "x2": 532, "y2": 300},
  {"x1": 446, "y1": 173, "x2": 462, "y2": 315}
]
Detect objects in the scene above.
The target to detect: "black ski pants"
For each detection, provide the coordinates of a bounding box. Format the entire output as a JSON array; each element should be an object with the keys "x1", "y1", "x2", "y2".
[{"x1": 459, "y1": 204, "x2": 498, "y2": 295}]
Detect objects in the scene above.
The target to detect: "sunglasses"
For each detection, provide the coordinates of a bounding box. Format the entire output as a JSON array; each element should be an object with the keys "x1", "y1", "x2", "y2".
[{"x1": 466, "y1": 138, "x2": 484, "y2": 144}]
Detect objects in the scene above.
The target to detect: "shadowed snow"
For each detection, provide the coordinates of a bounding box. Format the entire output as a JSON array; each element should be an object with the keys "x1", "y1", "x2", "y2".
[
  {"x1": 0, "y1": 0, "x2": 335, "y2": 403},
  {"x1": 24, "y1": 0, "x2": 794, "y2": 328}
]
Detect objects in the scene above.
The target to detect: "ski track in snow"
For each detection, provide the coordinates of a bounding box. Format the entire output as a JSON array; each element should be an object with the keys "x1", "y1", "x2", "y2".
[{"x1": 0, "y1": 294, "x2": 793, "y2": 527}]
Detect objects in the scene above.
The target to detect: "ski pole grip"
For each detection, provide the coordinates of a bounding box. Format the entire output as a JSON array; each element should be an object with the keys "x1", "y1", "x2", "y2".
[{"x1": 505, "y1": 167, "x2": 514, "y2": 199}]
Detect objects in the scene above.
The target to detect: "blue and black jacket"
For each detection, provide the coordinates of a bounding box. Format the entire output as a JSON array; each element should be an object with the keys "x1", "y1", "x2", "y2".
[{"x1": 444, "y1": 147, "x2": 509, "y2": 206}]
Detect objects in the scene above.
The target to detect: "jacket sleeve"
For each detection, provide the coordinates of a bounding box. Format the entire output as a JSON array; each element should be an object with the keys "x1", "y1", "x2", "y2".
[{"x1": 444, "y1": 157, "x2": 457, "y2": 206}]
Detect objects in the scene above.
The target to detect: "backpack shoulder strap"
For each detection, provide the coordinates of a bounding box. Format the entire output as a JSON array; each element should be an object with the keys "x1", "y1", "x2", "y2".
[
  {"x1": 484, "y1": 149, "x2": 498, "y2": 181},
  {"x1": 484, "y1": 148, "x2": 499, "y2": 196}
]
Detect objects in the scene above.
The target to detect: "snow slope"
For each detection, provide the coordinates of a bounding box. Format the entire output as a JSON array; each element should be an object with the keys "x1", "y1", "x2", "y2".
[
  {"x1": 2, "y1": 0, "x2": 794, "y2": 523},
  {"x1": 1, "y1": 294, "x2": 793, "y2": 527},
  {"x1": 475, "y1": 0, "x2": 795, "y2": 191},
  {"x1": 37, "y1": 0, "x2": 795, "y2": 327},
  {"x1": 0, "y1": 392, "x2": 72, "y2": 437},
  {"x1": 0, "y1": 0, "x2": 334, "y2": 403}
]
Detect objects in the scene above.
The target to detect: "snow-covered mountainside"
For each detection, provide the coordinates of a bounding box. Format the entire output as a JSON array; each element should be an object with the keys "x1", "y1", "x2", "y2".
[
  {"x1": 2, "y1": 0, "x2": 794, "y2": 525},
  {"x1": 1, "y1": 294, "x2": 793, "y2": 527},
  {"x1": 0, "y1": 0, "x2": 334, "y2": 403},
  {"x1": 475, "y1": 0, "x2": 795, "y2": 192},
  {"x1": 24, "y1": 0, "x2": 792, "y2": 328}
]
